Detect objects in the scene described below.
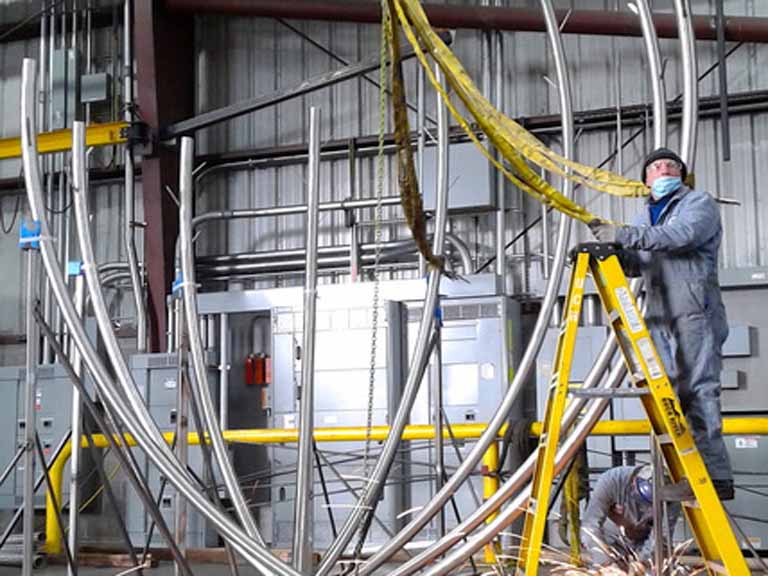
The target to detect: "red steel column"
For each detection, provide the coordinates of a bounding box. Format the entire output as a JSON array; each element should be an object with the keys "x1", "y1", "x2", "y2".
[{"x1": 135, "y1": 0, "x2": 194, "y2": 351}]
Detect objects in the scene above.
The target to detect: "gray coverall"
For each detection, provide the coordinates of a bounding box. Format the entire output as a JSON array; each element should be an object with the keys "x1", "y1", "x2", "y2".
[
  {"x1": 616, "y1": 185, "x2": 732, "y2": 482},
  {"x1": 581, "y1": 467, "x2": 679, "y2": 564}
]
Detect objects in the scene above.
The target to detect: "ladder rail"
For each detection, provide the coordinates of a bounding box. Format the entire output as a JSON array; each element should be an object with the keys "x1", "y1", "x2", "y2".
[
  {"x1": 590, "y1": 252, "x2": 747, "y2": 575},
  {"x1": 517, "y1": 253, "x2": 590, "y2": 573},
  {"x1": 516, "y1": 243, "x2": 748, "y2": 576}
]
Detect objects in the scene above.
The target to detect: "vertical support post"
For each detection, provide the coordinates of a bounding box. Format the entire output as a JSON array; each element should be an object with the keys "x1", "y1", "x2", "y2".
[
  {"x1": 482, "y1": 442, "x2": 499, "y2": 564},
  {"x1": 430, "y1": 321, "x2": 445, "y2": 537},
  {"x1": 494, "y1": 2, "x2": 506, "y2": 289},
  {"x1": 135, "y1": 0, "x2": 193, "y2": 352},
  {"x1": 715, "y1": 0, "x2": 730, "y2": 162},
  {"x1": 175, "y1": 336, "x2": 189, "y2": 576},
  {"x1": 67, "y1": 272, "x2": 85, "y2": 576},
  {"x1": 651, "y1": 436, "x2": 665, "y2": 572},
  {"x1": 431, "y1": 63, "x2": 450, "y2": 540},
  {"x1": 347, "y1": 140, "x2": 360, "y2": 282},
  {"x1": 416, "y1": 65, "x2": 426, "y2": 278},
  {"x1": 124, "y1": 0, "x2": 148, "y2": 352},
  {"x1": 293, "y1": 106, "x2": 321, "y2": 574},
  {"x1": 219, "y1": 313, "x2": 230, "y2": 430},
  {"x1": 22, "y1": 247, "x2": 39, "y2": 576}
]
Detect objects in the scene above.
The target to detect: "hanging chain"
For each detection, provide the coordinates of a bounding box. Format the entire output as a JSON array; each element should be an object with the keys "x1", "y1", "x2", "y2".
[{"x1": 362, "y1": 0, "x2": 390, "y2": 481}]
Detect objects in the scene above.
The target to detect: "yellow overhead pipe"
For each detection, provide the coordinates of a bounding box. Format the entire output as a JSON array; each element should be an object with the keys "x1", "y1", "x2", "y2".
[
  {"x1": 0, "y1": 121, "x2": 128, "y2": 160},
  {"x1": 45, "y1": 418, "x2": 768, "y2": 555}
]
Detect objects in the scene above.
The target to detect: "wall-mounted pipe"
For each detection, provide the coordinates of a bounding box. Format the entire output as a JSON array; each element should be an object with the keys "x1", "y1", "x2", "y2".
[
  {"x1": 123, "y1": 0, "x2": 148, "y2": 352},
  {"x1": 165, "y1": 0, "x2": 768, "y2": 43}
]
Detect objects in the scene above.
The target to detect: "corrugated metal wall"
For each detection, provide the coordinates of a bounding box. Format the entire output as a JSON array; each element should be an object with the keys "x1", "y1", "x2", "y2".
[{"x1": 0, "y1": 0, "x2": 767, "y2": 341}]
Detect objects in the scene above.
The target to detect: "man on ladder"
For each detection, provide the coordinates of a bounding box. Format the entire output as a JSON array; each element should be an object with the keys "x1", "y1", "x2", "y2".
[
  {"x1": 589, "y1": 148, "x2": 734, "y2": 501},
  {"x1": 515, "y1": 149, "x2": 749, "y2": 575}
]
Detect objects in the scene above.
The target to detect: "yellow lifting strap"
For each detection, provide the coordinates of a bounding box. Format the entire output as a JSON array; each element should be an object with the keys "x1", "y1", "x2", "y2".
[
  {"x1": 389, "y1": 0, "x2": 650, "y2": 225},
  {"x1": 516, "y1": 243, "x2": 749, "y2": 576}
]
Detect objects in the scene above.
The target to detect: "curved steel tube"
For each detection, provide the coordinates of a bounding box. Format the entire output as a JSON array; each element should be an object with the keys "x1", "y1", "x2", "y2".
[
  {"x1": 385, "y1": 335, "x2": 624, "y2": 575},
  {"x1": 315, "y1": 67, "x2": 452, "y2": 576},
  {"x1": 72, "y1": 123, "x2": 278, "y2": 570},
  {"x1": 673, "y1": 0, "x2": 698, "y2": 167},
  {"x1": 635, "y1": 0, "x2": 667, "y2": 148},
  {"x1": 178, "y1": 136, "x2": 266, "y2": 545},
  {"x1": 357, "y1": 1, "x2": 577, "y2": 571},
  {"x1": 22, "y1": 61, "x2": 297, "y2": 575},
  {"x1": 393, "y1": 2, "x2": 672, "y2": 570},
  {"x1": 422, "y1": 363, "x2": 625, "y2": 575}
]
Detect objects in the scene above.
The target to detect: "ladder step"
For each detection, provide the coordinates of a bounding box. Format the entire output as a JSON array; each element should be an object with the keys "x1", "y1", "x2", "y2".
[{"x1": 569, "y1": 388, "x2": 649, "y2": 399}]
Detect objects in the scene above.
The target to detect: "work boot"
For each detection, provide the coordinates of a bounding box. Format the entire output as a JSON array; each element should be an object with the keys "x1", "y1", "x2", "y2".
[
  {"x1": 660, "y1": 479, "x2": 695, "y2": 502},
  {"x1": 713, "y1": 479, "x2": 735, "y2": 501}
]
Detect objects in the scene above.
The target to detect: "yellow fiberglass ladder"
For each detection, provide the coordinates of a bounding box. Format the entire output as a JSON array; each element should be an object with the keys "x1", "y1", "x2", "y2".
[{"x1": 515, "y1": 242, "x2": 749, "y2": 576}]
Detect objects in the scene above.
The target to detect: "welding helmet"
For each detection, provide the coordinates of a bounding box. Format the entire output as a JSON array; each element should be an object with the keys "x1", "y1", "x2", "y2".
[{"x1": 633, "y1": 465, "x2": 653, "y2": 505}]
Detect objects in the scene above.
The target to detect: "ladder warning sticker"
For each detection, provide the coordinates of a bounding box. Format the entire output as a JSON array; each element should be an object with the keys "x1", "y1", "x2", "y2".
[
  {"x1": 637, "y1": 337, "x2": 663, "y2": 380},
  {"x1": 735, "y1": 437, "x2": 759, "y2": 449},
  {"x1": 615, "y1": 287, "x2": 643, "y2": 333}
]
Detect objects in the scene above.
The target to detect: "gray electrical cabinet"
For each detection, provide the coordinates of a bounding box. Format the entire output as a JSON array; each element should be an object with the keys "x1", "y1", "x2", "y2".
[
  {"x1": 406, "y1": 295, "x2": 522, "y2": 541},
  {"x1": 719, "y1": 287, "x2": 768, "y2": 412},
  {"x1": 0, "y1": 364, "x2": 76, "y2": 509},
  {"x1": 723, "y1": 432, "x2": 768, "y2": 550},
  {"x1": 268, "y1": 293, "x2": 522, "y2": 549},
  {"x1": 269, "y1": 300, "x2": 409, "y2": 550},
  {"x1": 126, "y1": 353, "x2": 220, "y2": 548}
]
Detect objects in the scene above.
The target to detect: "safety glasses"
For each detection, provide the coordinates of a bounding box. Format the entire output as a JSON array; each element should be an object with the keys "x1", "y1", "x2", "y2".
[{"x1": 647, "y1": 159, "x2": 682, "y2": 173}]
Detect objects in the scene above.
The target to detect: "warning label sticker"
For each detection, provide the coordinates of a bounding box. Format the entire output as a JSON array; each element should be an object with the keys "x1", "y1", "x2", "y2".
[
  {"x1": 615, "y1": 287, "x2": 643, "y2": 333},
  {"x1": 735, "y1": 437, "x2": 759, "y2": 449},
  {"x1": 637, "y1": 337, "x2": 663, "y2": 380}
]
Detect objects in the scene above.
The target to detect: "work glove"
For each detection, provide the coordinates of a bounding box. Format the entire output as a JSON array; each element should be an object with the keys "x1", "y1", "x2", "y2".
[{"x1": 588, "y1": 219, "x2": 619, "y2": 244}]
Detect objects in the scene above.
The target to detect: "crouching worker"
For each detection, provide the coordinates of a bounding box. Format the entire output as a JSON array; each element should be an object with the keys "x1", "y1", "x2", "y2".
[{"x1": 580, "y1": 465, "x2": 679, "y2": 566}]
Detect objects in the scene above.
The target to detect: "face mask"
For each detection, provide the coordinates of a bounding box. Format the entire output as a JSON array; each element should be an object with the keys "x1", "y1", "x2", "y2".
[{"x1": 651, "y1": 176, "x2": 682, "y2": 200}]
